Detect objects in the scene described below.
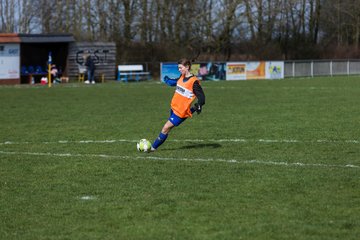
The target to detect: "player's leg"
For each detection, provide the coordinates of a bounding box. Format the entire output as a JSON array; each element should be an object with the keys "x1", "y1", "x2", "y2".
[
  {"x1": 161, "y1": 120, "x2": 175, "y2": 134},
  {"x1": 151, "y1": 110, "x2": 186, "y2": 151},
  {"x1": 151, "y1": 120, "x2": 173, "y2": 150}
]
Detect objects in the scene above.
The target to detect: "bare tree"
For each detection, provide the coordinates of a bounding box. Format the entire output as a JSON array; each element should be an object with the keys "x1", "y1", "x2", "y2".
[
  {"x1": 0, "y1": 0, "x2": 16, "y2": 32},
  {"x1": 121, "y1": 0, "x2": 137, "y2": 43},
  {"x1": 308, "y1": 0, "x2": 321, "y2": 44},
  {"x1": 0, "y1": 0, "x2": 358, "y2": 60}
]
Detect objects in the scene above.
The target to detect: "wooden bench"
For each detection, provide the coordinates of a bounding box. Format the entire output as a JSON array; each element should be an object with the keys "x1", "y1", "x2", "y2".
[{"x1": 117, "y1": 65, "x2": 151, "y2": 82}]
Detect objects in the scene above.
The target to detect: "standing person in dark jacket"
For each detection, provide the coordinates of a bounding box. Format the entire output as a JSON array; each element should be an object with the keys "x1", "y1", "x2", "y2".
[
  {"x1": 84, "y1": 53, "x2": 96, "y2": 84},
  {"x1": 149, "y1": 58, "x2": 205, "y2": 152}
]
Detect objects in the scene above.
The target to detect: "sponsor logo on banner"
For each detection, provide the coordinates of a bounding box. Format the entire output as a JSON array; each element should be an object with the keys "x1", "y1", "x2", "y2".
[
  {"x1": 226, "y1": 62, "x2": 246, "y2": 80},
  {"x1": 266, "y1": 61, "x2": 284, "y2": 79}
]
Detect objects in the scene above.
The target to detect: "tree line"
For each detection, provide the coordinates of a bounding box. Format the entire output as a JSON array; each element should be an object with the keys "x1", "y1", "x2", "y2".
[{"x1": 1, "y1": 0, "x2": 359, "y2": 62}]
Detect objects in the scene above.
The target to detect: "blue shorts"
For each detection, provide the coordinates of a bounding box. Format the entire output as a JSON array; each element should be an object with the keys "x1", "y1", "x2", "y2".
[{"x1": 168, "y1": 110, "x2": 187, "y2": 126}]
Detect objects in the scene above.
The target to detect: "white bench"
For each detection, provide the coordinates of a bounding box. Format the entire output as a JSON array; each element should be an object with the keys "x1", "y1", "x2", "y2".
[{"x1": 117, "y1": 64, "x2": 151, "y2": 82}]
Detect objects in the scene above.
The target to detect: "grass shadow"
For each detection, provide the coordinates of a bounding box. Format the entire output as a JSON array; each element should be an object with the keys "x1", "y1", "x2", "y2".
[
  {"x1": 180, "y1": 143, "x2": 222, "y2": 149},
  {"x1": 164, "y1": 143, "x2": 222, "y2": 151}
]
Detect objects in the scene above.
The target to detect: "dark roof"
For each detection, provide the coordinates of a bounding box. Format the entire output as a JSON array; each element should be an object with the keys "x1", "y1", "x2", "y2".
[
  {"x1": 18, "y1": 34, "x2": 75, "y2": 43},
  {"x1": 0, "y1": 33, "x2": 21, "y2": 43}
]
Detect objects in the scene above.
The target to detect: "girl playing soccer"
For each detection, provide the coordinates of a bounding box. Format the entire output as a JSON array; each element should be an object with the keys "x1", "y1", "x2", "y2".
[{"x1": 151, "y1": 58, "x2": 206, "y2": 151}]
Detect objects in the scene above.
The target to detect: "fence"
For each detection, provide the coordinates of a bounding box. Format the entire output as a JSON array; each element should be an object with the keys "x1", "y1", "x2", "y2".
[
  {"x1": 119, "y1": 59, "x2": 360, "y2": 80},
  {"x1": 284, "y1": 60, "x2": 360, "y2": 78}
]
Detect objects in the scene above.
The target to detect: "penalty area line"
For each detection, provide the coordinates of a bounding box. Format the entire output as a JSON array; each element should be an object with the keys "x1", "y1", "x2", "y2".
[{"x1": 0, "y1": 150, "x2": 358, "y2": 169}]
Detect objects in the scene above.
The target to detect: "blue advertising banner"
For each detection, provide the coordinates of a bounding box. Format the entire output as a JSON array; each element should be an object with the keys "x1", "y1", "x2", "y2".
[{"x1": 160, "y1": 62, "x2": 179, "y2": 81}]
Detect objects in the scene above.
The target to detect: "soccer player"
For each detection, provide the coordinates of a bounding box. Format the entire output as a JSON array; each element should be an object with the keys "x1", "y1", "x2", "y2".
[{"x1": 151, "y1": 58, "x2": 206, "y2": 151}]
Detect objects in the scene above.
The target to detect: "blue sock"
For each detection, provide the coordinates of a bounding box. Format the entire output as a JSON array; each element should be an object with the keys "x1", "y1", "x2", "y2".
[{"x1": 152, "y1": 132, "x2": 168, "y2": 149}]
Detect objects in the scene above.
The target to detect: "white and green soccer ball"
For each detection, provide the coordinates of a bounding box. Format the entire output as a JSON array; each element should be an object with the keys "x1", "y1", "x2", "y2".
[{"x1": 136, "y1": 139, "x2": 152, "y2": 152}]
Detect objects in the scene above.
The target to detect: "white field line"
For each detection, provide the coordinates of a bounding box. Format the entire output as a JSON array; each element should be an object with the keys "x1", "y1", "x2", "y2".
[
  {"x1": 0, "y1": 150, "x2": 358, "y2": 169},
  {"x1": 79, "y1": 195, "x2": 97, "y2": 200},
  {"x1": 0, "y1": 138, "x2": 358, "y2": 146}
]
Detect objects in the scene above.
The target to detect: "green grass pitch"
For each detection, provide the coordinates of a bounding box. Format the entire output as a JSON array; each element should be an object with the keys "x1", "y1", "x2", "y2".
[{"x1": 0, "y1": 76, "x2": 359, "y2": 239}]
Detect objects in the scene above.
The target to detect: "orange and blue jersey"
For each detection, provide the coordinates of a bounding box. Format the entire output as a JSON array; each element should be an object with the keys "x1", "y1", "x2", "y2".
[
  {"x1": 171, "y1": 75, "x2": 199, "y2": 118},
  {"x1": 164, "y1": 74, "x2": 205, "y2": 116}
]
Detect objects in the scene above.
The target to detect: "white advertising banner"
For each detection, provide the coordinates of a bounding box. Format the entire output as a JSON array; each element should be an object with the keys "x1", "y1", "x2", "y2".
[
  {"x1": 226, "y1": 61, "x2": 284, "y2": 80},
  {"x1": 226, "y1": 62, "x2": 246, "y2": 80},
  {"x1": 0, "y1": 43, "x2": 20, "y2": 79},
  {"x1": 266, "y1": 61, "x2": 284, "y2": 79},
  {"x1": 246, "y1": 61, "x2": 266, "y2": 79}
]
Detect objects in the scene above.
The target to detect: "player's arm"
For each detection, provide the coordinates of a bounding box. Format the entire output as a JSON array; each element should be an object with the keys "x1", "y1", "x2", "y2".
[
  {"x1": 191, "y1": 81, "x2": 205, "y2": 114},
  {"x1": 163, "y1": 75, "x2": 178, "y2": 86}
]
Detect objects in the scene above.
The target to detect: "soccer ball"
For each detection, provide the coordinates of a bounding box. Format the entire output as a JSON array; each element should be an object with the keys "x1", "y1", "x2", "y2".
[{"x1": 136, "y1": 139, "x2": 152, "y2": 152}]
